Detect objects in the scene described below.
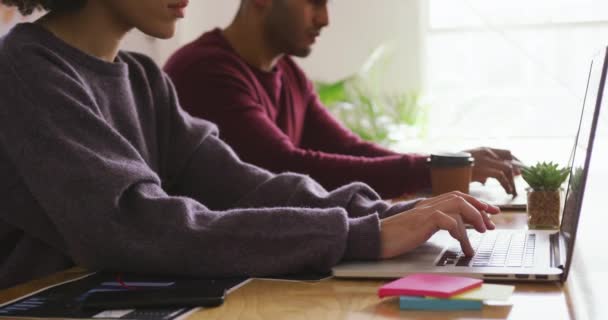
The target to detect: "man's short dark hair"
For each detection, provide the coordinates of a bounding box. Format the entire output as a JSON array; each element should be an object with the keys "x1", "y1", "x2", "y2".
[{"x1": 0, "y1": 0, "x2": 86, "y2": 15}]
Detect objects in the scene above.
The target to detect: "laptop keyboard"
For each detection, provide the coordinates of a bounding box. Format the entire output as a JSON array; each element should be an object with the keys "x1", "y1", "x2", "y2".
[{"x1": 436, "y1": 230, "x2": 536, "y2": 268}]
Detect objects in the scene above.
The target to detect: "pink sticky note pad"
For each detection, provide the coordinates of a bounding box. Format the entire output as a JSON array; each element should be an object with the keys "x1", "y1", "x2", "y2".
[{"x1": 378, "y1": 274, "x2": 483, "y2": 299}]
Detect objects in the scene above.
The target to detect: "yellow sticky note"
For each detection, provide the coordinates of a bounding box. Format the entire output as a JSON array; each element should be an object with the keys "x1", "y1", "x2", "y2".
[
  {"x1": 428, "y1": 284, "x2": 514, "y2": 301},
  {"x1": 451, "y1": 284, "x2": 514, "y2": 301}
]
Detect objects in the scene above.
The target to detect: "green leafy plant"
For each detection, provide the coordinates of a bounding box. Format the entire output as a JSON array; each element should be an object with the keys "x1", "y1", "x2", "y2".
[
  {"x1": 315, "y1": 44, "x2": 427, "y2": 147},
  {"x1": 521, "y1": 162, "x2": 570, "y2": 191}
]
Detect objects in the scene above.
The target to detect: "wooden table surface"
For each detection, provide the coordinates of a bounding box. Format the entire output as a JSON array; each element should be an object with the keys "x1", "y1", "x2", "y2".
[{"x1": 1, "y1": 207, "x2": 605, "y2": 319}]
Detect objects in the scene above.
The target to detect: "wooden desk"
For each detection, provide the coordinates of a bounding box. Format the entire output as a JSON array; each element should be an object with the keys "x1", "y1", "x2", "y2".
[{"x1": 0, "y1": 211, "x2": 602, "y2": 320}]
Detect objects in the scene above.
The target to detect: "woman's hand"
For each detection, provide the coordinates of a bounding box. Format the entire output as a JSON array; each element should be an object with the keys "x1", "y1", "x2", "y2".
[{"x1": 379, "y1": 192, "x2": 500, "y2": 259}]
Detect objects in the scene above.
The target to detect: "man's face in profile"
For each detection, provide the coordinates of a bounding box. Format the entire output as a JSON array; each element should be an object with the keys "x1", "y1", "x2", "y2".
[{"x1": 264, "y1": 0, "x2": 329, "y2": 57}]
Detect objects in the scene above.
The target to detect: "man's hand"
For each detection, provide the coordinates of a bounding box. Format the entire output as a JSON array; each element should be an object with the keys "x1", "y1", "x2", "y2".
[
  {"x1": 380, "y1": 192, "x2": 500, "y2": 259},
  {"x1": 466, "y1": 147, "x2": 521, "y2": 195}
]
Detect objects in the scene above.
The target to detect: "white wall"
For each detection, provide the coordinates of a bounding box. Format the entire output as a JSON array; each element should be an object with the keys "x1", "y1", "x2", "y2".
[
  {"x1": 125, "y1": 0, "x2": 426, "y2": 93},
  {"x1": 1, "y1": 2, "x2": 425, "y2": 93},
  {"x1": 297, "y1": 0, "x2": 426, "y2": 93},
  {"x1": 179, "y1": 0, "x2": 239, "y2": 43}
]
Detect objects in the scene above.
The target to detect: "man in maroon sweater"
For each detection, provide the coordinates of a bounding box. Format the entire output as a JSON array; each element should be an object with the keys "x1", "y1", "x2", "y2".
[{"x1": 164, "y1": 0, "x2": 518, "y2": 199}]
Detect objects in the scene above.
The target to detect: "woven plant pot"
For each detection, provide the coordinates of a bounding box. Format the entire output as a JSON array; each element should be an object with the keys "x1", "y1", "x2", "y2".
[{"x1": 526, "y1": 189, "x2": 562, "y2": 229}]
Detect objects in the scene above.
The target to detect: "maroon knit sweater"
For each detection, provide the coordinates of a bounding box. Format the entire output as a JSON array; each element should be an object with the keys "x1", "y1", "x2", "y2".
[{"x1": 164, "y1": 29, "x2": 430, "y2": 198}]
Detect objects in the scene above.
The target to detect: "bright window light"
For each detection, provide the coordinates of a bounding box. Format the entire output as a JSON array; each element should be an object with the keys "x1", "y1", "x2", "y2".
[{"x1": 422, "y1": 0, "x2": 608, "y2": 164}]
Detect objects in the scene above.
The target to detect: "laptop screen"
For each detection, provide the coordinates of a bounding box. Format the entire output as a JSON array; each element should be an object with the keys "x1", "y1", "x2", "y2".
[{"x1": 560, "y1": 48, "x2": 607, "y2": 279}]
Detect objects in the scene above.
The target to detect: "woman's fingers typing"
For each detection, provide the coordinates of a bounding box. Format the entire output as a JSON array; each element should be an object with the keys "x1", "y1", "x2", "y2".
[
  {"x1": 381, "y1": 192, "x2": 498, "y2": 258},
  {"x1": 416, "y1": 191, "x2": 500, "y2": 215},
  {"x1": 431, "y1": 196, "x2": 487, "y2": 233},
  {"x1": 428, "y1": 210, "x2": 474, "y2": 256}
]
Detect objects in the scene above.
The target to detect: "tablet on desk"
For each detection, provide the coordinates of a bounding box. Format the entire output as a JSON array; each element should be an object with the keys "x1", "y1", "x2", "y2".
[
  {"x1": 0, "y1": 272, "x2": 249, "y2": 320},
  {"x1": 82, "y1": 286, "x2": 226, "y2": 309}
]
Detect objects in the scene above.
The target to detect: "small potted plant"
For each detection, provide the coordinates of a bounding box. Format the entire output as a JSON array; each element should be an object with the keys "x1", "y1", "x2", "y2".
[{"x1": 521, "y1": 162, "x2": 570, "y2": 229}]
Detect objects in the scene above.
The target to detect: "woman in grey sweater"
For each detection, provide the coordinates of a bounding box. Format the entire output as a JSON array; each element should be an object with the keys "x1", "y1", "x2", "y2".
[{"x1": 0, "y1": 0, "x2": 499, "y2": 289}]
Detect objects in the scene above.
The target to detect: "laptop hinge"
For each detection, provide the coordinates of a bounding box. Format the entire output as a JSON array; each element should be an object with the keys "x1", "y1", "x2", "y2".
[{"x1": 550, "y1": 232, "x2": 564, "y2": 269}]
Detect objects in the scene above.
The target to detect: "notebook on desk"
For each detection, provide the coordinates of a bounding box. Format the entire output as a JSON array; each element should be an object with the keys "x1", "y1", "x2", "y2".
[{"x1": 333, "y1": 47, "x2": 608, "y2": 282}]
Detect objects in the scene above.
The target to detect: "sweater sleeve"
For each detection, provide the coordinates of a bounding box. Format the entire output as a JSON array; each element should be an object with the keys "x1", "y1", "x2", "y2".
[
  {"x1": 166, "y1": 59, "x2": 430, "y2": 199},
  {"x1": 0, "y1": 49, "x2": 413, "y2": 277},
  {"x1": 159, "y1": 73, "x2": 421, "y2": 224}
]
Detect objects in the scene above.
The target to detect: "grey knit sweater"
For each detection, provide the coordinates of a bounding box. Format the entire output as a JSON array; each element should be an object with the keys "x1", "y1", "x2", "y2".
[{"x1": 0, "y1": 23, "x2": 418, "y2": 289}]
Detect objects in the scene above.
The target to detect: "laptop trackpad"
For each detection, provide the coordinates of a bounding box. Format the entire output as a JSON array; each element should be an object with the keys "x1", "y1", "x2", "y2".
[{"x1": 389, "y1": 232, "x2": 450, "y2": 263}]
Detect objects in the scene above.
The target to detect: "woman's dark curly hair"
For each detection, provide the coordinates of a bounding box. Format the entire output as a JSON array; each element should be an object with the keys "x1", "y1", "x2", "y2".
[{"x1": 0, "y1": 0, "x2": 87, "y2": 15}]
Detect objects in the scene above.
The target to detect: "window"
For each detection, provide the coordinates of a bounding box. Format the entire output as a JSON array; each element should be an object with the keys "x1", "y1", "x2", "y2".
[{"x1": 422, "y1": 0, "x2": 608, "y2": 164}]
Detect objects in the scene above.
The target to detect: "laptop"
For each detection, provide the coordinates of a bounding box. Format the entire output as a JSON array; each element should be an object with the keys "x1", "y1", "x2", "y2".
[
  {"x1": 333, "y1": 48, "x2": 608, "y2": 282},
  {"x1": 469, "y1": 176, "x2": 528, "y2": 210}
]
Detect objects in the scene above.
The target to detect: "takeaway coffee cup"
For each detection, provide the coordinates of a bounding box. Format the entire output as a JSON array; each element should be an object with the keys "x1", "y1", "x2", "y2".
[{"x1": 427, "y1": 152, "x2": 474, "y2": 196}]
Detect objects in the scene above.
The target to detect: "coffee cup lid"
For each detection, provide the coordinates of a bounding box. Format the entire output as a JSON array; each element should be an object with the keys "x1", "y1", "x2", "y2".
[{"x1": 427, "y1": 152, "x2": 474, "y2": 167}]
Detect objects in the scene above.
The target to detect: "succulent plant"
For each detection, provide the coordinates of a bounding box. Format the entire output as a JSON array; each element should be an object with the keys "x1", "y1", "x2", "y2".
[{"x1": 521, "y1": 161, "x2": 570, "y2": 192}]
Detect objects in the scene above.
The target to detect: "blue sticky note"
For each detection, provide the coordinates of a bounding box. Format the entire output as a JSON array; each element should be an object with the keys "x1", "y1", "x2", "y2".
[{"x1": 399, "y1": 296, "x2": 482, "y2": 311}]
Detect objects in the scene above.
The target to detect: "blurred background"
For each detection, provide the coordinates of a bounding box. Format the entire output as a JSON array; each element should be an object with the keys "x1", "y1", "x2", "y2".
[{"x1": 2, "y1": 0, "x2": 607, "y2": 167}]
